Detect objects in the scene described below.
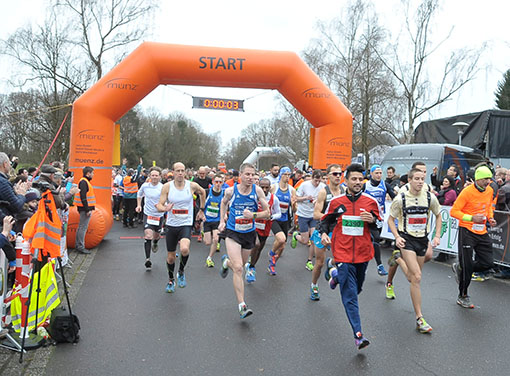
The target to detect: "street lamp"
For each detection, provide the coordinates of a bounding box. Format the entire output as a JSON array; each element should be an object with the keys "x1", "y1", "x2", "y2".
[{"x1": 452, "y1": 121, "x2": 469, "y2": 145}]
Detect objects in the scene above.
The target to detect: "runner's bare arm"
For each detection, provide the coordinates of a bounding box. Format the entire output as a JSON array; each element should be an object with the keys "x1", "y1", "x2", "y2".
[
  {"x1": 156, "y1": 182, "x2": 172, "y2": 212},
  {"x1": 218, "y1": 187, "x2": 233, "y2": 231},
  {"x1": 251, "y1": 186, "x2": 270, "y2": 219},
  {"x1": 432, "y1": 212, "x2": 442, "y2": 247},
  {"x1": 313, "y1": 188, "x2": 326, "y2": 221},
  {"x1": 191, "y1": 182, "x2": 207, "y2": 221}
]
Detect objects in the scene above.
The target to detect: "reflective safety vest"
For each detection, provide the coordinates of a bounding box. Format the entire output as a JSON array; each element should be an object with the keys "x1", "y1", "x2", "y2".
[
  {"x1": 23, "y1": 190, "x2": 62, "y2": 259},
  {"x1": 74, "y1": 177, "x2": 96, "y2": 207},
  {"x1": 123, "y1": 176, "x2": 138, "y2": 194},
  {"x1": 10, "y1": 260, "x2": 61, "y2": 332}
]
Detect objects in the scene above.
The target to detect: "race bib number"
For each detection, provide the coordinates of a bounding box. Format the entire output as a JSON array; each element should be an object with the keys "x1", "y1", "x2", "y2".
[
  {"x1": 172, "y1": 209, "x2": 189, "y2": 217},
  {"x1": 342, "y1": 215, "x2": 364, "y2": 236},
  {"x1": 407, "y1": 214, "x2": 427, "y2": 232},
  {"x1": 235, "y1": 216, "x2": 253, "y2": 231},
  {"x1": 206, "y1": 206, "x2": 219, "y2": 218},
  {"x1": 279, "y1": 202, "x2": 289, "y2": 213},
  {"x1": 255, "y1": 219, "x2": 266, "y2": 230},
  {"x1": 147, "y1": 215, "x2": 161, "y2": 226},
  {"x1": 472, "y1": 223, "x2": 485, "y2": 232}
]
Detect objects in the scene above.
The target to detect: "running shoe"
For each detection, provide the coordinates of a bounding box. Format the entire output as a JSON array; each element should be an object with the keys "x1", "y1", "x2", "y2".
[
  {"x1": 291, "y1": 231, "x2": 298, "y2": 248},
  {"x1": 355, "y1": 332, "x2": 370, "y2": 350},
  {"x1": 152, "y1": 242, "x2": 158, "y2": 253},
  {"x1": 165, "y1": 280, "x2": 175, "y2": 293},
  {"x1": 377, "y1": 264, "x2": 388, "y2": 276},
  {"x1": 145, "y1": 258, "x2": 152, "y2": 270},
  {"x1": 267, "y1": 264, "x2": 276, "y2": 276},
  {"x1": 310, "y1": 285, "x2": 320, "y2": 301},
  {"x1": 245, "y1": 263, "x2": 255, "y2": 283},
  {"x1": 387, "y1": 250, "x2": 401, "y2": 267},
  {"x1": 385, "y1": 283, "x2": 395, "y2": 299},
  {"x1": 206, "y1": 257, "x2": 215, "y2": 268},
  {"x1": 220, "y1": 255, "x2": 229, "y2": 278},
  {"x1": 324, "y1": 258, "x2": 334, "y2": 281},
  {"x1": 472, "y1": 272, "x2": 489, "y2": 281},
  {"x1": 177, "y1": 273, "x2": 187, "y2": 288},
  {"x1": 451, "y1": 262, "x2": 460, "y2": 284},
  {"x1": 456, "y1": 295, "x2": 475, "y2": 309},
  {"x1": 197, "y1": 234, "x2": 203, "y2": 243},
  {"x1": 250, "y1": 266, "x2": 256, "y2": 282},
  {"x1": 239, "y1": 304, "x2": 253, "y2": 319},
  {"x1": 268, "y1": 251, "x2": 277, "y2": 267},
  {"x1": 216, "y1": 242, "x2": 221, "y2": 252},
  {"x1": 305, "y1": 260, "x2": 314, "y2": 271},
  {"x1": 416, "y1": 317, "x2": 433, "y2": 333},
  {"x1": 328, "y1": 268, "x2": 338, "y2": 290}
]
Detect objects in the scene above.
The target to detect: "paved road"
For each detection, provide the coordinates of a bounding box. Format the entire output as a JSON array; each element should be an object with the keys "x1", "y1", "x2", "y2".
[{"x1": 44, "y1": 222, "x2": 510, "y2": 376}]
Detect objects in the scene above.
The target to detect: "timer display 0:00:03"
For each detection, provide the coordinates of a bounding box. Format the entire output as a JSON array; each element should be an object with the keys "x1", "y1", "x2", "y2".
[{"x1": 203, "y1": 99, "x2": 239, "y2": 110}]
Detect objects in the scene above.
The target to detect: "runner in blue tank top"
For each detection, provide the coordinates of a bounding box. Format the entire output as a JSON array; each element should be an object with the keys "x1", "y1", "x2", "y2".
[
  {"x1": 218, "y1": 163, "x2": 270, "y2": 319},
  {"x1": 203, "y1": 174, "x2": 225, "y2": 268},
  {"x1": 363, "y1": 164, "x2": 396, "y2": 277},
  {"x1": 268, "y1": 166, "x2": 296, "y2": 275}
]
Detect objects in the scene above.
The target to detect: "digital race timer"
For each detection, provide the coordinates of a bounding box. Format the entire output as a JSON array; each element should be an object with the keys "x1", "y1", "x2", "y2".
[{"x1": 192, "y1": 96, "x2": 244, "y2": 112}]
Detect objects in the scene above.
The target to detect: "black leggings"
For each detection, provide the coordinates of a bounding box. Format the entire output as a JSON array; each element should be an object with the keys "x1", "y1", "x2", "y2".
[
  {"x1": 123, "y1": 198, "x2": 137, "y2": 225},
  {"x1": 457, "y1": 227, "x2": 493, "y2": 296}
]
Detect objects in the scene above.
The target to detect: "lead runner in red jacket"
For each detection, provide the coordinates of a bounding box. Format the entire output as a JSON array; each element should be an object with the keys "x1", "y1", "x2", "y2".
[{"x1": 320, "y1": 163, "x2": 381, "y2": 350}]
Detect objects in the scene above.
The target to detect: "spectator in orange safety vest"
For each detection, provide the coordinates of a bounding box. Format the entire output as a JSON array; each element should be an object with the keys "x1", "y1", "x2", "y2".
[{"x1": 74, "y1": 166, "x2": 95, "y2": 254}]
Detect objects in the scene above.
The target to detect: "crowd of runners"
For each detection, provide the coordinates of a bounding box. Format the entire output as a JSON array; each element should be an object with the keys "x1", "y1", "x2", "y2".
[{"x1": 108, "y1": 158, "x2": 504, "y2": 350}]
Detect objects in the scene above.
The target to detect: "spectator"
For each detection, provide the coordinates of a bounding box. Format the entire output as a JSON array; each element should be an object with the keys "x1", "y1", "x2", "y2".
[
  {"x1": 0, "y1": 215, "x2": 16, "y2": 262},
  {"x1": 37, "y1": 164, "x2": 67, "y2": 210},
  {"x1": 436, "y1": 176, "x2": 457, "y2": 206},
  {"x1": 75, "y1": 166, "x2": 95, "y2": 254},
  {"x1": 17, "y1": 168, "x2": 28, "y2": 179},
  {"x1": 431, "y1": 164, "x2": 462, "y2": 194},
  {"x1": 27, "y1": 167, "x2": 37, "y2": 182},
  {"x1": 497, "y1": 169, "x2": 510, "y2": 212},
  {"x1": 385, "y1": 166, "x2": 400, "y2": 192},
  {"x1": 494, "y1": 168, "x2": 509, "y2": 211},
  {"x1": 0, "y1": 152, "x2": 27, "y2": 221}
]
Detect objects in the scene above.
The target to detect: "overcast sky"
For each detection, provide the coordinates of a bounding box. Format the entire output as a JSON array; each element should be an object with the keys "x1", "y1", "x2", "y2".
[{"x1": 1, "y1": 0, "x2": 509, "y2": 147}]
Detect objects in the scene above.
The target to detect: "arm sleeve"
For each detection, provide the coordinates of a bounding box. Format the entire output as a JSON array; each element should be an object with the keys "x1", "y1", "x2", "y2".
[
  {"x1": 271, "y1": 196, "x2": 282, "y2": 221},
  {"x1": 137, "y1": 184, "x2": 145, "y2": 198},
  {"x1": 450, "y1": 190, "x2": 470, "y2": 221},
  {"x1": 385, "y1": 182, "x2": 396, "y2": 199}
]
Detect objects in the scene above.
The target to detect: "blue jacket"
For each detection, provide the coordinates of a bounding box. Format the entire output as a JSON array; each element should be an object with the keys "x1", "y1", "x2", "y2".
[{"x1": 0, "y1": 171, "x2": 25, "y2": 218}]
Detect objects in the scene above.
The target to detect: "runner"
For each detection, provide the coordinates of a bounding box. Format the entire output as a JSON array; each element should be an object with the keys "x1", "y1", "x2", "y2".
[
  {"x1": 387, "y1": 167, "x2": 442, "y2": 333},
  {"x1": 309, "y1": 164, "x2": 344, "y2": 300},
  {"x1": 266, "y1": 163, "x2": 280, "y2": 186},
  {"x1": 291, "y1": 169, "x2": 325, "y2": 271},
  {"x1": 218, "y1": 163, "x2": 270, "y2": 319},
  {"x1": 320, "y1": 163, "x2": 380, "y2": 350},
  {"x1": 136, "y1": 167, "x2": 163, "y2": 271},
  {"x1": 450, "y1": 166, "x2": 496, "y2": 308},
  {"x1": 363, "y1": 164, "x2": 396, "y2": 276},
  {"x1": 385, "y1": 161, "x2": 435, "y2": 299},
  {"x1": 156, "y1": 162, "x2": 206, "y2": 293},
  {"x1": 245, "y1": 177, "x2": 281, "y2": 283},
  {"x1": 192, "y1": 166, "x2": 212, "y2": 242},
  {"x1": 203, "y1": 174, "x2": 224, "y2": 267},
  {"x1": 268, "y1": 166, "x2": 296, "y2": 275}
]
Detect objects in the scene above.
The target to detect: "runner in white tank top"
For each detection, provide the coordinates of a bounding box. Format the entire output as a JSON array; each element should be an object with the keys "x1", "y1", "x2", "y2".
[{"x1": 157, "y1": 162, "x2": 206, "y2": 293}]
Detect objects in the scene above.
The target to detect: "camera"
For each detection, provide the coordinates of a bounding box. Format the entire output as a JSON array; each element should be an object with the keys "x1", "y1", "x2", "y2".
[{"x1": 32, "y1": 180, "x2": 52, "y2": 193}]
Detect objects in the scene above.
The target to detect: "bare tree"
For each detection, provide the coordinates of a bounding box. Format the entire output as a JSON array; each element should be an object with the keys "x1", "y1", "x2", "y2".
[
  {"x1": 377, "y1": 0, "x2": 484, "y2": 140},
  {"x1": 57, "y1": 0, "x2": 158, "y2": 80},
  {"x1": 304, "y1": 0, "x2": 402, "y2": 163}
]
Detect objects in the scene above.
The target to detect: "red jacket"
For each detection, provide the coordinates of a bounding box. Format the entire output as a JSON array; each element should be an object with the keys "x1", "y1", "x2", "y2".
[{"x1": 321, "y1": 192, "x2": 381, "y2": 264}]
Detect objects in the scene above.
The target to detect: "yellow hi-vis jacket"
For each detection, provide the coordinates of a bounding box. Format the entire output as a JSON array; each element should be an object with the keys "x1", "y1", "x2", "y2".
[{"x1": 10, "y1": 260, "x2": 61, "y2": 332}]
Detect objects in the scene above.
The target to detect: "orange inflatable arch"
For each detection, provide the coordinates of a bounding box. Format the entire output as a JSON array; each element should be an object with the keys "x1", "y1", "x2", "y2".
[{"x1": 67, "y1": 42, "x2": 352, "y2": 248}]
